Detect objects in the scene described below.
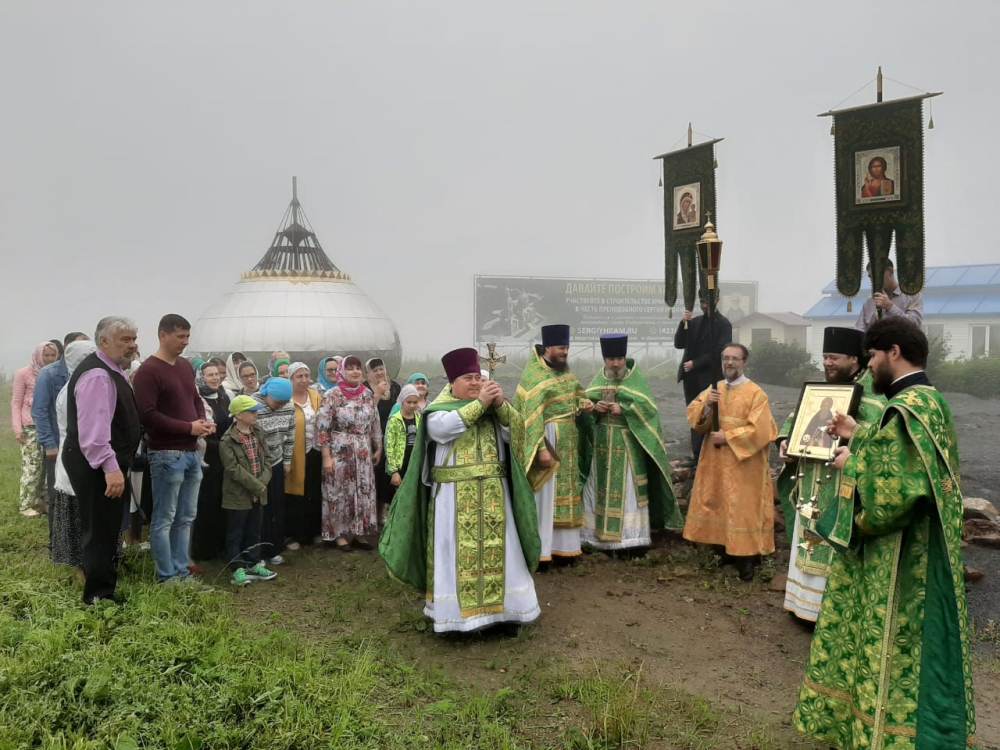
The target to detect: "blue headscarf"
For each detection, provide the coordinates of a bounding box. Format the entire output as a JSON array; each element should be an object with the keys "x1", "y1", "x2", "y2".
[{"x1": 317, "y1": 356, "x2": 340, "y2": 392}]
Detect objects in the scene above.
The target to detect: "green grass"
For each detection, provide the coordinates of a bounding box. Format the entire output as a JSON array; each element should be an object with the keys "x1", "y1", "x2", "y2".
[{"x1": 0, "y1": 383, "x2": 817, "y2": 749}]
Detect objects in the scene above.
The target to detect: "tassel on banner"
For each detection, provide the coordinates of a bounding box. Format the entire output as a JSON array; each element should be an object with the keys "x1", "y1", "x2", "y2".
[
  {"x1": 658, "y1": 177, "x2": 663, "y2": 187},
  {"x1": 830, "y1": 122, "x2": 835, "y2": 135},
  {"x1": 713, "y1": 158, "x2": 718, "y2": 169},
  {"x1": 928, "y1": 99, "x2": 935, "y2": 130},
  {"x1": 847, "y1": 299, "x2": 853, "y2": 313}
]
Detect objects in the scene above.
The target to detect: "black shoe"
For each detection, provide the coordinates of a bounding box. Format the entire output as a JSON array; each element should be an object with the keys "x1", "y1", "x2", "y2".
[{"x1": 735, "y1": 558, "x2": 755, "y2": 582}]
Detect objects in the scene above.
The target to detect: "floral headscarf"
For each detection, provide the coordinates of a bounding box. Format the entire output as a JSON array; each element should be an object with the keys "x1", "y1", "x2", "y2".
[{"x1": 336, "y1": 355, "x2": 368, "y2": 401}]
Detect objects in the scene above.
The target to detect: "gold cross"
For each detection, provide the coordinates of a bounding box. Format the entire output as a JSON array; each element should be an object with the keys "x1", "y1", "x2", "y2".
[{"x1": 480, "y1": 343, "x2": 507, "y2": 380}]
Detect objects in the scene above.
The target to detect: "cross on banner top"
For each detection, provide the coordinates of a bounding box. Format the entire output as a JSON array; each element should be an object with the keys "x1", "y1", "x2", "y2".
[{"x1": 480, "y1": 343, "x2": 507, "y2": 380}]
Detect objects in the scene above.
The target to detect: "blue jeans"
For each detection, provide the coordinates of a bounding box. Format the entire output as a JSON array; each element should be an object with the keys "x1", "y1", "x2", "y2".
[{"x1": 149, "y1": 450, "x2": 203, "y2": 581}]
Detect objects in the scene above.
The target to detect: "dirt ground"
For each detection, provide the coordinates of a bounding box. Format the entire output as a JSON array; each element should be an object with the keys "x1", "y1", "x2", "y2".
[{"x1": 224, "y1": 376, "x2": 1000, "y2": 748}]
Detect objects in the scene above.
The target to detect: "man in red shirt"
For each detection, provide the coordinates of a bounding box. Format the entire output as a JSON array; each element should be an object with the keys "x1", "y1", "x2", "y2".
[{"x1": 133, "y1": 314, "x2": 214, "y2": 583}]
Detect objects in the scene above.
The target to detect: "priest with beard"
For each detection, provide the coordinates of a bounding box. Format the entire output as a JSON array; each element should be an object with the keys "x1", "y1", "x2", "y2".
[
  {"x1": 581, "y1": 334, "x2": 684, "y2": 553},
  {"x1": 513, "y1": 324, "x2": 593, "y2": 563},
  {"x1": 794, "y1": 317, "x2": 974, "y2": 748},
  {"x1": 681, "y1": 343, "x2": 777, "y2": 581},
  {"x1": 775, "y1": 326, "x2": 885, "y2": 623},
  {"x1": 379, "y1": 347, "x2": 541, "y2": 634}
]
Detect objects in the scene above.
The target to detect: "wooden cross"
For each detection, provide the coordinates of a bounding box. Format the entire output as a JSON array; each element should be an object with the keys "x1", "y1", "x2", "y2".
[{"x1": 480, "y1": 343, "x2": 507, "y2": 380}]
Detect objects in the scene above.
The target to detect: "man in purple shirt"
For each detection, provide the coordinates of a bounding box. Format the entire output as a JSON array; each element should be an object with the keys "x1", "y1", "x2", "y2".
[
  {"x1": 61, "y1": 317, "x2": 142, "y2": 604},
  {"x1": 133, "y1": 314, "x2": 214, "y2": 583}
]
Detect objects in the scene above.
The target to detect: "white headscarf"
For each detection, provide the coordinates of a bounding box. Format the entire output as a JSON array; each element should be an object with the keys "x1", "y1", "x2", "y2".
[
  {"x1": 65, "y1": 340, "x2": 98, "y2": 376},
  {"x1": 396, "y1": 383, "x2": 420, "y2": 405}
]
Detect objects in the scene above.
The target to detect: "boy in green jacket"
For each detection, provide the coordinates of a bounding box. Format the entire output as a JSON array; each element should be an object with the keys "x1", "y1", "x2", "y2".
[{"x1": 219, "y1": 395, "x2": 278, "y2": 587}]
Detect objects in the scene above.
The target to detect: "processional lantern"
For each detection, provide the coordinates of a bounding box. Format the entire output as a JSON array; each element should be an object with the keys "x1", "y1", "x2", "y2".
[
  {"x1": 696, "y1": 216, "x2": 723, "y2": 317},
  {"x1": 819, "y1": 67, "x2": 940, "y2": 312},
  {"x1": 654, "y1": 124, "x2": 723, "y2": 328}
]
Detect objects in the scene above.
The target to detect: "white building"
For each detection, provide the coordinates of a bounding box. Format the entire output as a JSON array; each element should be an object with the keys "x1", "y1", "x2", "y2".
[
  {"x1": 733, "y1": 312, "x2": 811, "y2": 350},
  {"x1": 803, "y1": 264, "x2": 1000, "y2": 361}
]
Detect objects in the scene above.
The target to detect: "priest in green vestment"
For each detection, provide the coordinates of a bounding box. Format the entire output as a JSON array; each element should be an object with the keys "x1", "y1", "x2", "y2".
[
  {"x1": 513, "y1": 324, "x2": 593, "y2": 562},
  {"x1": 794, "y1": 317, "x2": 975, "y2": 749},
  {"x1": 776, "y1": 326, "x2": 886, "y2": 622},
  {"x1": 581, "y1": 334, "x2": 683, "y2": 552},
  {"x1": 379, "y1": 347, "x2": 541, "y2": 633}
]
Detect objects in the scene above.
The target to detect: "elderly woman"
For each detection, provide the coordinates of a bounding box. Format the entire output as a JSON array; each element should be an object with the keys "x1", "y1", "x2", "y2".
[
  {"x1": 51, "y1": 340, "x2": 98, "y2": 568},
  {"x1": 191, "y1": 360, "x2": 232, "y2": 560},
  {"x1": 284, "y1": 362, "x2": 323, "y2": 549},
  {"x1": 316, "y1": 355, "x2": 382, "y2": 550},
  {"x1": 12, "y1": 341, "x2": 60, "y2": 516}
]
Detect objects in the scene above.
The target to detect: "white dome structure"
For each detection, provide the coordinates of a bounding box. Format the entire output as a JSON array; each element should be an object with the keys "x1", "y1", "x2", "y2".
[{"x1": 192, "y1": 178, "x2": 401, "y2": 375}]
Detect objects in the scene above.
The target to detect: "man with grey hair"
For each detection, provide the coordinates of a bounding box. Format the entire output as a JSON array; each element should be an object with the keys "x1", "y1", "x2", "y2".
[{"x1": 61, "y1": 317, "x2": 142, "y2": 604}]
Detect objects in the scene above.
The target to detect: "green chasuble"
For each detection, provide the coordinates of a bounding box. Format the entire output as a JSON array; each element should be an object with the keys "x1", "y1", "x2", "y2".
[
  {"x1": 794, "y1": 382, "x2": 976, "y2": 749},
  {"x1": 776, "y1": 369, "x2": 885, "y2": 574},
  {"x1": 582, "y1": 360, "x2": 684, "y2": 540},
  {"x1": 379, "y1": 387, "x2": 541, "y2": 605},
  {"x1": 513, "y1": 347, "x2": 588, "y2": 527}
]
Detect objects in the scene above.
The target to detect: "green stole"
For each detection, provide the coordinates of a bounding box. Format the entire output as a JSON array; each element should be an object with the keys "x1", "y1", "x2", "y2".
[
  {"x1": 581, "y1": 360, "x2": 684, "y2": 541},
  {"x1": 776, "y1": 369, "x2": 885, "y2": 576},
  {"x1": 794, "y1": 384, "x2": 975, "y2": 749},
  {"x1": 378, "y1": 387, "x2": 541, "y2": 612},
  {"x1": 513, "y1": 347, "x2": 587, "y2": 527}
]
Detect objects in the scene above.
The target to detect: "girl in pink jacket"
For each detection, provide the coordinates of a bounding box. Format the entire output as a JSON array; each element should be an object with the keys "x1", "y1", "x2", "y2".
[{"x1": 11, "y1": 341, "x2": 59, "y2": 515}]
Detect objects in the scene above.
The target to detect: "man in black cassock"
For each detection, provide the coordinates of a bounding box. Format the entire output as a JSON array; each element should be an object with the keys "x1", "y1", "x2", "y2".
[{"x1": 673, "y1": 291, "x2": 732, "y2": 462}]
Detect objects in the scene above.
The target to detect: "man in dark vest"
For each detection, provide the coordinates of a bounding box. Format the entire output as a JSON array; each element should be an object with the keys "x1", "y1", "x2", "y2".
[
  {"x1": 61, "y1": 316, "x2": 142, "y2": 604},
  {"x1": 673, "y1": 291, "x2": 733, "y2": 462}
]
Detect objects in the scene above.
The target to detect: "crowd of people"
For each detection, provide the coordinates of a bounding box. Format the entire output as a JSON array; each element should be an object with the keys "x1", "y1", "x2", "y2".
[
  {"x1": 10, "y1": 286, "x2": 974, "y2": 746},
  {"x1": 11, "y1": 314, "x2": 422, "y2": 598}
]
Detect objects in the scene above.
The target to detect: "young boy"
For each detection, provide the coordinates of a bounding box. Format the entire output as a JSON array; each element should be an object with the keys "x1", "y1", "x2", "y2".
[
  {"x1": 219, "y1": 395, "x2": 278, "y2": 586},
  {"x1": 251, "y1": 377, "x2": 296, "y2": 566}
]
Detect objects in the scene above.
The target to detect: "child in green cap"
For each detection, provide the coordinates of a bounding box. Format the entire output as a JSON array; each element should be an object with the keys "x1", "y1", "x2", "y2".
[{"x1": 219, "y1": 395, "x2": 278, "y2": 586}]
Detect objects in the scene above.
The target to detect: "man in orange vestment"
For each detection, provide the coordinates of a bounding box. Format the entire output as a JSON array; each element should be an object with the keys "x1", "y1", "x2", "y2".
[{"x1": 682, "y1": 343, "x2": 777, "y2": 581}]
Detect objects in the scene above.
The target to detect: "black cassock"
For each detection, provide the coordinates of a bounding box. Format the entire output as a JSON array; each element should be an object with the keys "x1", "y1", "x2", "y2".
[{"x1": 673, "y1": 312, "x2": 733, "y2": 460}]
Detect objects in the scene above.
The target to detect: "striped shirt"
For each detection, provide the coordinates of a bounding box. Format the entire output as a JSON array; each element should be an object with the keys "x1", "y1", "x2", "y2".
[{"x1": 251, "y1": 395, "x2": 296, "y2": 467}]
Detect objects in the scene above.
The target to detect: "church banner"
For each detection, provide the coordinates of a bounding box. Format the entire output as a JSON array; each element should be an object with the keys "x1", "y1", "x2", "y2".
[
  {"x1": 824, "y1": 92, "x2": 938, "y2": 305},
  {"x1": 473, "y1": 275, "x2": 757, "y2": 344},
  {"x1": 654, "y1": 138, "x2": 722, "y2": 313}
]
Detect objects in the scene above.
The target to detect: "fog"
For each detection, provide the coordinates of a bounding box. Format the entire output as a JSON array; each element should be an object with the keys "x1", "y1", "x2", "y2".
[{"x1": 1, "y1": 1, "x2": 996, "y2": 371}]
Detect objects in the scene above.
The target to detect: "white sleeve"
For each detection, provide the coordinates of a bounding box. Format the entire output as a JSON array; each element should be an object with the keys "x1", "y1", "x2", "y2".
[{"x1": 426, "y1": 410, "x2": 468, "y2": 443}]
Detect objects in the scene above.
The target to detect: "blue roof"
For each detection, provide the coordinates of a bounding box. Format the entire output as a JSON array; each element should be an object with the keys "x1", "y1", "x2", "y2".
[
  {"x1": 820, "y1": 264, "x2": 1000, "y2": 294},
  {"x1": 805, "y1": 289, "x2": 1000, "y2": 319}
]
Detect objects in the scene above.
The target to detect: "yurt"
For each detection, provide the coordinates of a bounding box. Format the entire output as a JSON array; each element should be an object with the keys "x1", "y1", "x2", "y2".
[{"x1": 192, "y1": 178, "x2": 401, "y2": 375}]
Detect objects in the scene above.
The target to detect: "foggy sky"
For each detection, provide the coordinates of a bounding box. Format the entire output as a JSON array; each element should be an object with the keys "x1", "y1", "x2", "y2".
[{"x1": 1, "y1": 2, "x2": 997, "y2": 371}]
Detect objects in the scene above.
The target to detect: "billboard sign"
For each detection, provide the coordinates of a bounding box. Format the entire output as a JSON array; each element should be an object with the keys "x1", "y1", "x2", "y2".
[{"x1": 474, "y1": 275, "x2": 757, "y2": 344}]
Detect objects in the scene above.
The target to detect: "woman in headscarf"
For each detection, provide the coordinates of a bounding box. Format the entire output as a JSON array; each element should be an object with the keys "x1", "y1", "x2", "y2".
[
  {"x1": 272, "y1": 358, "x2": 291, "y2": 379},
  {"x1": 316, "y1": 356, "x2": 382, "y2": 550},
  {"x1": 316, "y1": 356, "x2": 342, "y2": 394},
  {"x1": 11, "y1": 341, "x2": 60, "y2": 516},
  {"x1": 284, "y1": 362, "x2": 323, "y2": 548},
  {"x1": 263, "y1": 351, "x2": 290, "y2": 384},
  {"x1": 222, "y1": 352, "x2": 248, "y2": 399},
  {"x1": 51, "y1": 340, "x2": 98, "y2": 568},
  {"x1": 190, "y1": 360, "x2": 232, "y2": 560},
  {"x1": 238, "y1": 360, "x2": 260, "y2": 396}
]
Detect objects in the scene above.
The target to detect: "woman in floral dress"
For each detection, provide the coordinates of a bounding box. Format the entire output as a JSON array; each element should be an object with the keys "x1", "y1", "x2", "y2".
[{"x1": 316, "y1": 355, "x2": 382, "y2": 550}]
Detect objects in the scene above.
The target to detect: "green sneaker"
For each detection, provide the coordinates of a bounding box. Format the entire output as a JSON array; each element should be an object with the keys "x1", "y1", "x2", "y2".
[
  {"x1": 246, "y1": 563, "x2": 277, "y2": 581},
  {"x1": 231, "y1": 568, "x2": 252, "y2": 587}
]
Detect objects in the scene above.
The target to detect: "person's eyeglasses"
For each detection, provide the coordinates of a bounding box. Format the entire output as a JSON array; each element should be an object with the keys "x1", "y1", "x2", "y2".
[{"x1": 721, "y1": 356, "x2": 744, "y2": 363}]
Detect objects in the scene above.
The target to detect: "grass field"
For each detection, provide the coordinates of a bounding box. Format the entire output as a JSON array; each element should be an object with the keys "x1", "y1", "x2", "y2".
[{"x1": 0, "y1": 382, "x2": 821, "y2": 749}]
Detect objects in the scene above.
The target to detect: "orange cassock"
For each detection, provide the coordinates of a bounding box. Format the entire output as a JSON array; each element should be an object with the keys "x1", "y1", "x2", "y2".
[{"x1": 682, "y1": 380, "x2": 778, "y2": 556}]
